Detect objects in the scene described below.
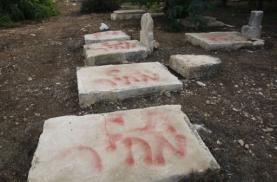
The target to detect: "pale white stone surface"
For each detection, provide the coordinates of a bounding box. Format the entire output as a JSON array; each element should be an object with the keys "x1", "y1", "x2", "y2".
[
  {"x1": 241, "y1": 11, "x2": 263, "y2": 39},
  {"x1": 169, "y1": 55, "x2": 222, "y2": 79},
  {"x1": 84, "y1": 31, "x2": 130, "y2": 44},
  {"x1": 140, "y1": 13, "x2": 155, "y2": 53},
  {"x1": 77, "y1": 62, "x2": 182, "y2": 107},
  {"x1": 83, "y1": 40, "x2": 148, "y2": 66},
  {"x1": 111, "y1": 9, "x2": 146, "y2": 20},
  {"x1": 185, "y1": 31, "x2": 263, "y2": 50},
  {"x1": 28, "y1": 105, "x2": 220, "y2": 182}
]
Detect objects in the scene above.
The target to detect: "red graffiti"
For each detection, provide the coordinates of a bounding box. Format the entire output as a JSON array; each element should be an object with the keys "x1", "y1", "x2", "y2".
[
  {"x1": 104, "y1": 110, "x2": 187, "y2": 166},
  {"x1": 154, "y1": 134, "x2": 186, "y2": 164},
  {"x1": 93, "y1": 31, "x2": 120, "y2": 38},
  {"x1": 55, "y1": 145, "x2": 102, "y2": 172},
  {"x1": 90, "y1": 41, "x2": 137, "y2": 52},
  {"x1": 123, "y1": 137, "x2": 153, "y2": 166},
  {"x1": 95, "y1": 68, "x2": 160, "y2": 87},
  {"x1": 203, "y1": 33, "x2": 242, "y2": 42}
]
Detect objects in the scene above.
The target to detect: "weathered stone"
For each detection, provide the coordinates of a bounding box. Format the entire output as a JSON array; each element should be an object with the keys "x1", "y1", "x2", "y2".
[
  {"x1": 181, "y1": 16, "x2": 226, "y2": 28},
  {"x1": 77, "y1": 62, "x2": 182, "y2": 107},
  {"x1": 185, "y1": 31, "x2": 263, "y2": 50},
  {"x1": 28, "y1": 105, "x2": 220, "y2": 182},
  {"x1": 84, "y1": 40, "x2": 148, "y2": 66},
  {"x1": 140, "y1": 13, "x2": 156, "y2": 53},
  {"x1": 169, "y1": 55, "x2": 221, "y2": 79},
  {"x1": 111, "y1": 10, "x2": 164, "y2": 20},
  {"x1": 84, "y1": 31, "x2": 130, "y2": 44},
  {"x1": 111, "y1": 9, "x2": 146, "y2": 20},
  {"x1": 241, "y1": 11, "x2": 263, "y2": 39}
]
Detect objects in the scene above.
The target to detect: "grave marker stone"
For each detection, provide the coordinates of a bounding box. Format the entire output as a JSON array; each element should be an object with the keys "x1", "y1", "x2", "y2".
[
  {"x1": 77, "y1": 62, "x2": 182, "y2": 107},
  {"x1": 241, "y1": 11, "x2": 263, "y2": 39},
  {"x1": 169, "y1": 55, "x2": 222, "y2": 79},
  {"x1": 140, "y1": 13, "x2": 156, "y2": 53},
  {"x1": 84, "y1": 31, "x2": 130, "y2": 44},
  {"x1": 83, "y1": 40, "x2": 148, "y2": 66},
  {"x1": 28, "y1": 105, "x2": 220, "y2": 182}
]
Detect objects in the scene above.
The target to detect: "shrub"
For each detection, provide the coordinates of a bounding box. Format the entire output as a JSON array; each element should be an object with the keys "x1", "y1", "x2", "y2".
[
  {"x1": 81, "y1": 0, "x2": 121, "y2": 13},
  {"x1": 0, "y1": 0, "x2": 57, "y2": 27}
]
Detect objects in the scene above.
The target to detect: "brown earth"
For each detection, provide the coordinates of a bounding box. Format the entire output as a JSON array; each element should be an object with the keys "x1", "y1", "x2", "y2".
[{"x1": 0, "y1": 0, "x2": 276, "y2": 181}]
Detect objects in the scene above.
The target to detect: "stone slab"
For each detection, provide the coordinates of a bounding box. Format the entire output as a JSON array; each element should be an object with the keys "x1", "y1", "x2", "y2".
[
  {"x1": 28, "y1": 105, "x2": 220, "y2": 182},
  {"x1": 84, "y1": 31, "x2": 130, "y2": 44},
  {"x1": 185, "y1": 31, "x2": 263, "y2": 50},
  {"x1": 169, "y1": 55, "x2": 222, "y2": 79},
  {"x1": 111, "y1": 10, "x2": 164, "y2": 20},
  {"x1": 77, "y1": 62, "x2": 182, "y2": 107},
  {"x1": 111, "y1": 9, "x2": 146, "y2": 20},
  {"x1": 181, "y1": 16, "x2": 226, "y2": 28},
  {"x1": 84, "y1": 40, "x2": 148, "y2": 66}
]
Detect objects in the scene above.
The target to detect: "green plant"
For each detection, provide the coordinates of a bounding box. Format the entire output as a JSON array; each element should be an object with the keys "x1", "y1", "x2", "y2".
[
  {"x1": 0, "y1": 0, "x2": 57, "y2": 27},
  {"x1": 187, "y1": 0, "x2": 212, "y2": 29},
  {"x1": 81, "y1": 0, "x2": 121, "y2": 13}
]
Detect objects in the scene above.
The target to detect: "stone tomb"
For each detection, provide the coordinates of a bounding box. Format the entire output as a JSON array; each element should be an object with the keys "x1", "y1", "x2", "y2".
[
  {"x1": 77, "y1": 62, "x2": 182, "y2": 107},
  {"x1": 185, "y1": 31, "x2": 264, "y2": 50},
  {"x1": 169, "y1": 55, "x2": 222, "y2": 79},
  {"x1": 111, "y1": 9, "x2": 164, "y2": 21},
  {"x1": 84, "y1": 31, "x2": 130, "y2": 44},
  {"x1": 28, "y1": 105, "x2": 220, "y2": 182},
  {"x1": 111, "y1": 9, "x2": 146, "y2": 20},
  {"x1": 83, "y1": 40, "x2": 148, "y2": 66},
  {"x1": 241, "y1": 11, "x2": 263, "y2": 39}
]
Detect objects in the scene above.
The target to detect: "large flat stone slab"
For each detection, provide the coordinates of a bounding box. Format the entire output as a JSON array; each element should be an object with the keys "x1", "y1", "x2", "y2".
[
  {"x1": 169, "y1": 54, "x2": 222, "y2": 79},
  {"x1": 84, "y1": 40, "x2": 148, "y2": 66},
  {"x1": 28, "y1": 105, "x2": 220, "y2": 182},
  {"x1": 84, "y1": 31, "x2": 130, "y2": 44},
  {"x1": 77, "y1": 62, "x2": 182, "y2": 107},
  {"x1": 185, "y1": 31, "x2": 264, "y2": 50},
  {"x1": 111, "y1": 9, "x2": 146, "y2": 20},
  {"x1": 111, "y1": 10, "x2": 164, "y2": 20}
]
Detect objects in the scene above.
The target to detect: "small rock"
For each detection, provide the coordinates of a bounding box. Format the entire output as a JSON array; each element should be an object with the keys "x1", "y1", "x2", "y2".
[
  {"x1": 216, "y1": 140, "x2": 222, "y2": 145},
  {"x1": 28, "y1": 77, "x2": 33, "y2": 81},
  {"x1": 196, "y1": 81, "x2": 206, "y2": 87},
  {"x1": 34, "y1": 113, "x2": 40, "y2": 117},
  {"x1": 164, "y1": 91, "x2": 171, "y2": 97},
  {"x1": 30, "y1": 33, "x2": 36, "y2": 37},
  {"x1": 238, "y1": 139, "x2": 244, "y2": 146},
  {"x1": 245, "y1": 144, "x2": 249, "y2": 149},
  {"x1": 274, "y1": 147, "x2": 277, "y2": 150},
  {"x1": 99, "y1": 23, "x2": 109, "y2": 31},
  {"x1": 262, "y1": 128, "x2": 274, "y2": 132},
  {"x1": 15, "y1": 122, "x2": 19, "y2": 125}
]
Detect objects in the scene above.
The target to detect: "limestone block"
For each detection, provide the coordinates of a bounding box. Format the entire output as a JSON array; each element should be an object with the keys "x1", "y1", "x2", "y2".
[
  {"x1": 169, "y1": 55, "x2": 222, "y2": 79},
  {"x1": 111, "y1": 9, "x2": 146, "y2": 20},
  {"x1": 241, "y1": 11, "x2": 263, "y2": 39},
  {"x1": 84, "y1": 31, "x2": 130, "y2": 44},
  {"x1": 185, "y1": 31, "x2": 254, "y2": 50},
  {"x1": 140, "y1": 13, "x2": 155, "y2": 53},
  {"x1": 83, "y1": 40, "x2": 148, "y2": 66},
  {"x1": 77, "y1": 62, "x2": 182, "y2": 107},
  {"x1": 28, "y1": 105, "x2": 220, "y2": 182}
]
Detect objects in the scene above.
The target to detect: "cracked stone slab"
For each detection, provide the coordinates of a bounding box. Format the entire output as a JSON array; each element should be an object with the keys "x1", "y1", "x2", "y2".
[
  {"x1": 84, "y1": 31, "x2": 130, "y2": 44},
  {"x1": 83, "y1": 40, "x2": 148, "y2": 66},
  {"x1": 77, "y1": 62, "x2": 182, "y2": 107},
  {"x1": 185, "y1": 31, "x2": 264, "y2": 50},
  {"x1": 28, "y1": 105, "x2": 220, "y2": 182},
  {"x1": 169, "y1": 54, "x2": 222, "y2": 79}
]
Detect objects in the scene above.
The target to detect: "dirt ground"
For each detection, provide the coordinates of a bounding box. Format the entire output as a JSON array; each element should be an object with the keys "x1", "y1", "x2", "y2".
[{"x1": 0, "y1": 0, "x2": 276, "y2": 181}]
